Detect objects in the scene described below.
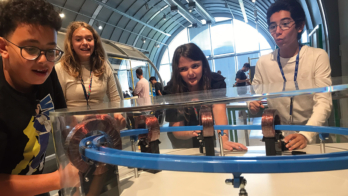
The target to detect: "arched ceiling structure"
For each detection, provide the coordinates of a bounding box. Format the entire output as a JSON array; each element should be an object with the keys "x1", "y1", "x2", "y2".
[{"x1": 48, "y1": 0, "x2": 278, "y2": 66}]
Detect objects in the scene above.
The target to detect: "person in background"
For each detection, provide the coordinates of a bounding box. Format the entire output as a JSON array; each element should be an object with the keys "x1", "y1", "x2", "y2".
[
  {"x1": 235, "y1": 63, "x2": 251, "y2": 86},
  {"x1": 133, "y1": 68, "x2": 150, "y2": 98},
  {"x1": 55, "y1": 21, "x2": 120, "y2": 108},
  {"x1": 0, "y1": 0, "x2": 77, "y2": 195},
  {"x1": 149, "y1": 76, "x2": 163, "y2": 96},
  {"x1": 164, "y1": 43, "x2": 247, "y2": 151},
  {"x1": 217, "y1": 70, "x2": 221, "y2": 75},
  {"x1": 249, "y1": 0, "x2": 332, "y2": 150}
]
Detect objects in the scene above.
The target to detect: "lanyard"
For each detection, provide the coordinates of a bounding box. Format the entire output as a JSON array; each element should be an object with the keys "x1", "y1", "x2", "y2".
[
  {"x1": 80, "y1": 70, "x2": 93, "y2": 106},
  {"x1": 277, "y1": 45, "x2": 302, "y2": 82},
  {"x1": 277, "y1": 45, "x2": 302, "y2": 124}
]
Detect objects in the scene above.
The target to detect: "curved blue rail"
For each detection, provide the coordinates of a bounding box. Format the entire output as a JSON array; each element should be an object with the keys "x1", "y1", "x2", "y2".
[
  {"x1": 83, "y1": 124, "x2": 348, "y2": 174},
  {"x1": 120, "y1": 125, "x2": 348, "y2": 137},
  {"x1": 84, "y1": 146, "x2": 348, "y2": 173}
]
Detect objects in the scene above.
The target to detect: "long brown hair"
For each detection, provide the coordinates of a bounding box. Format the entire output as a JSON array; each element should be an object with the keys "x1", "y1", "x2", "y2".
[
  {"x1": 169, "y1": 43, "x2": 211, "y2": 93},
  {"x1": 60, "y1": 21, "x2": 106, "y2": 78}
]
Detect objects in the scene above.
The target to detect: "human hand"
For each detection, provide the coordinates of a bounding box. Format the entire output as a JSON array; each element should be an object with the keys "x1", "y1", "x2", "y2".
[
  {"x1": 284, "y1": 133, "x2": 308, "y2": 150},
  {"x1": 249, "y1": 101, "x2": 264, "y2": 115},
  {"x1": 113, "y1": 113, "x2": 126, "y2": 130},
  {"x1": 191, "y1": 130, "x2": 201, "y2": 137},
  {"x1": 56, "y1": 163, "x2": 80, "y2": 189},
  {"x1": 223, "y1": 141, "x2": 248, "y2": 151}
]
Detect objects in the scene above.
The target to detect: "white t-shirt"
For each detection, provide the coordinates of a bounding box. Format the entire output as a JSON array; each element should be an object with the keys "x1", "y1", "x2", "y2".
[
  {"x1": 253, "y1": 45, "x2": 332, "y2": 143},
  {"x1": 134, "y1": 77, "x2": 150, "y2": 98}
]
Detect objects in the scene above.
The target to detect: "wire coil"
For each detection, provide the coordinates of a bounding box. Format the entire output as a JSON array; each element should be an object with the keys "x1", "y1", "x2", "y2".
[
  {"x1": 65, "y1": 114, "x2": 122, "y2": 174},
  {"x1": 261, "y1": 109, "x2": 281, "y2": 138},
  {"x1": 200, "y1": 106, "x2": 214, "y2": 137}
]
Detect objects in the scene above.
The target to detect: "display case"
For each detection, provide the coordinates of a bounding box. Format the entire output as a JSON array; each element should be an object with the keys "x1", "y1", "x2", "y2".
[{"x1": 51, "y1": 77, "x2": 348, "y2": 196}]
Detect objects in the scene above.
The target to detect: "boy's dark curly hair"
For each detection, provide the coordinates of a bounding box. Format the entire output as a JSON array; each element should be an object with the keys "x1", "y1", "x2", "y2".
[{"x1": 0, "y1": 0, "x2": 62, "y2": 38}]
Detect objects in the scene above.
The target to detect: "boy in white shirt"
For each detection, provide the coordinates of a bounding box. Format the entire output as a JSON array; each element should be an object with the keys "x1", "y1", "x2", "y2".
[{"x1": 249, "y1": 0, "x2": 332, "y2": 150}]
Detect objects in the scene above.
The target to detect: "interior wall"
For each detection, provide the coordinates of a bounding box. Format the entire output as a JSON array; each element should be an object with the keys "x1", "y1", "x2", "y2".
[
  {"x1": 321, "y1": 0, "x2": 341, "y2": 77},
  {"x1": 338, "y1": 0, "x2": 348, "y2": 77},
  {"x1": 338, "y1": 0, "x2": 348, "y2": 127}
]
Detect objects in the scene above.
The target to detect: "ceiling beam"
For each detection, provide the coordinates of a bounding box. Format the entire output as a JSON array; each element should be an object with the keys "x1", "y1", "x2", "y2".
[
  {"x1": 89, "y1": 0, "x2": 171, "y2": 36},
  {"x1": 51, "y1": 3, "x2": 167, "y2": 46},
  {"x1": 88, "y1": 0, "x2": 108, "y2": 26},
  {"x1": 238, "y1": 0, "x2": 248, "y2": 23},
  {"x1": 191, "y1": 0, "x2": 216, "y2": 24},
  {"x1": 133, "y1": 5, "x2": 169, "y2": 47},
  {"x1": 164, "y1": 0, "x2": 203, "y2": 27}
]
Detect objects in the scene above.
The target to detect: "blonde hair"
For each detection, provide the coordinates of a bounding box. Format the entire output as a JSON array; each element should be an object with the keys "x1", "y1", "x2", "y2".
[{"x1": 60, "y1": 21, "x2": 106, "y2": 78}]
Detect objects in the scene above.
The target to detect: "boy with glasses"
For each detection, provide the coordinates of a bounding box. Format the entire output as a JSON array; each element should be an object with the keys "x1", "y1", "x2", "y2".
[
  {"x1": 0, "y1": 0, "x2": 69, "y2": 195},
  {"x1": 249, "y1": 0, "x2": 332, "y2": 150}
]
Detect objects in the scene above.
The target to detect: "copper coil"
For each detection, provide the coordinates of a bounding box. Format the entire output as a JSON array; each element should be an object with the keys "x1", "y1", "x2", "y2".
[
  {"x1": 145, "y1": 115, "x2": 160, "y2": 142},
  {"x1": 65, "y1": 114, "x2": 122, "y2": 175},
  {"x1": 136, "y1": 115, "x2": 160, "y2": 143},
  {"x1": 261, "y1": 109, "x2": 281, "y2": 138},
  {"x1": 200, "y1": 106, "x2": 214, "y2": 137}
]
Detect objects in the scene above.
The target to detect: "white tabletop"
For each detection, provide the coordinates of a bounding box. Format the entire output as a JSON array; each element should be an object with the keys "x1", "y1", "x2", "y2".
[{"x1": 118, "y1": 144, "x2": 348, "y2": 196}]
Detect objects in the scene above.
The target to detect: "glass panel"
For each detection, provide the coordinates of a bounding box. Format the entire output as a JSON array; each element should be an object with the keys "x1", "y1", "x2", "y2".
[
  {"x1": 234, "y1": 19, "x2": 259, "y2": 53},
  {"x1": 211, "y1": 21, "x2": 235, "y2": 55},
  {"x1": 214, "y1": 56, "x2": 236, "y2": 88},
  {"x1": 50, "y1": 76, "x2": 347, "y2": 115},
  {"x1": 130, "y1": 60, "x2": 151, "y2": 96},
  {"x1": 188, "y1": 25, "x2": 211, "y2": 56},
  {"x1": 52, "y1": 75, "x2": 348, "y2": 196},
  {"x1": 114, "y1": 59, "x2": 131, "y2": 97}
]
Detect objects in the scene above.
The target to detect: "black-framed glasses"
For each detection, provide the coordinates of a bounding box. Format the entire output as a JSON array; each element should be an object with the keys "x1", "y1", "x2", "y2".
[
  {"x1": 268, "y1": 20, "x2": 295, "y2": 33},
  {"x1": 3, "y1": 38, "x2": 64, "y2": 62}
]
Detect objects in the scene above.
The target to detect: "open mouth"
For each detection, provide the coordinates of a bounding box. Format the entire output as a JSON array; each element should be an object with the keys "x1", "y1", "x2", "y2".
[
  {"x1": 33, "y1": 69, "x2": 48, "y2": 76},
  {"x1": 80, "y1": 48, "x2": 90, "y2": 52},
  {"x1": 188, "y1": 78, "x2": 196, "y2": 82}
]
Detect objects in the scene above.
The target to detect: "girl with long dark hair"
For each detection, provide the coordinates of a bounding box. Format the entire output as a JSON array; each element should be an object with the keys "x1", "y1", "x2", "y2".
[{"x1": 165, "y1": 43, "x2": 247, "y2": 151}]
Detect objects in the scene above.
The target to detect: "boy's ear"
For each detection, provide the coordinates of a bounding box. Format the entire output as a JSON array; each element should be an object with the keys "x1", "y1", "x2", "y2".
[
  {"x1": 0, "y1": 37, "x2": 9, "y2": 59},
  {"x1": 297, "y1": 21, "x2": 305, "y2": 34}
]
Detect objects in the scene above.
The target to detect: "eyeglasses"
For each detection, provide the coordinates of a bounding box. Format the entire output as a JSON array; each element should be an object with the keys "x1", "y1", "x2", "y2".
[
  {"x1": 268, "y1": 20, "x2": 295, "y2": 33},
  {"x1": 3, "y1": 38, "x2": 64, "y2": 62}
]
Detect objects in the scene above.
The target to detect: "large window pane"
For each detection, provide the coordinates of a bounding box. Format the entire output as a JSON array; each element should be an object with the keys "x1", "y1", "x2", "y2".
[
  {"x1": 211, "y1": 20, "x2": 234, "y2": 55},
  {"x1": 159, "y1": 64, "x2": 171, "y2": 86},
  {"x1": 160, "y1": 47, "x2": 170, "y2": 65},
  {"x1": 160, "y1": 28, "x2": 188, "y2": 66},
  {"x1": 168, "y1": 28, "x2": 189, "y2": 63},
  {"x1": 214, "y1": 57, "x2": 236, "y2": 88},
  {"x1": 259, "y1": 33, "x2": 272, "y2": 50},
  {"x1": 236, "y1": 52, "x2": 259, "y2": 70},
  {"x1": 188, "y1": 25, "x2": 211, "y2": 56},
  {"x1": 234, "y1": 19, "x2": 259, "y2": 53}
]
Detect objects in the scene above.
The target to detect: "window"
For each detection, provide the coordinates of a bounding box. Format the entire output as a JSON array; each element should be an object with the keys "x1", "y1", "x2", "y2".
[
  {"x1": 157, "y1": 19, "x2": 273, "y2": 88},
  {"x1": 214, "y1": 57, "x2": 236, "y2": 88},
  {"x1": 211, "y1": 20, "x2": 235, "y2": 55},
  {"x1": 188, "y1": 25, "x2": 211, "y2": 56}
]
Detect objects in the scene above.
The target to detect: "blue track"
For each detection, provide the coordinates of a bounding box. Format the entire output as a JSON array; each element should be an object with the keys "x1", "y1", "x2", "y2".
[{"x1": 82, "y1": 125, "x2": 348, "y2": 173}]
